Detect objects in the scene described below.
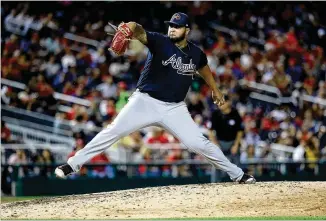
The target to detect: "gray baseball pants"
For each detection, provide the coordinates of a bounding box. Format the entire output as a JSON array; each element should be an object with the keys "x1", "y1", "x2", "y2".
[{"x1": 67, "y1": 90, "x2": 244, "y2": 181}]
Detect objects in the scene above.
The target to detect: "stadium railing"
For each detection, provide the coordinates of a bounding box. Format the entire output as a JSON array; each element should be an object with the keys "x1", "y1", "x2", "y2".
[
  {"x1": 209, "y1": 22, "x2": 265, "y2": 48},
  {"x1": 238, "y1": 79, "x2": 297, "y2": 106},
  {"x1": 1, "y1": 78, "x2": 92, "y2": 109},
  {"x1": 1, "y1": 104, "x2": 102, "y2": 133},
  {"x1": 1, "y1": 143, "x2": 72, "y2": 163},
  {"x1": 2, "y1": 116, "x2": 71, "y2": 136},
  {"x1": 2, "y1": 159, "x2": 325, "y2": 181},
  {"x1": 1, "y1": 106, "x2": 73, "y2": 135},
  {"x1": 300, "y1": 94, "x2": 326, "y2": 107},
  {"x1": 3, "y1": 124, "x2": 76, "y2": 147}
]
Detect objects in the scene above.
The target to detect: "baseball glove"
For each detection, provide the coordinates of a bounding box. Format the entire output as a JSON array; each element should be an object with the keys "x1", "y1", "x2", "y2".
[{"x1": 108, "y1": 22, "x2": 134, "y2": 56}]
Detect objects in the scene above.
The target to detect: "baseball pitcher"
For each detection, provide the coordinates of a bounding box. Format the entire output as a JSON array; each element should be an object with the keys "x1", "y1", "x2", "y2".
[{"x1": 55, "y1": 12, "x2": 256, "y2": 184}]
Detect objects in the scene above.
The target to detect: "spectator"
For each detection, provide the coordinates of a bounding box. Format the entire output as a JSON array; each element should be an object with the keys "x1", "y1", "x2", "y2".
[
  {"x1": 1, "y1": 86, "x2": 14, "y2": 106},
  {"x1": 34, "y1": 74, "x2": 58, "y2": 116},
  {"x1": 41, "y1": 149, "x2": 55, "y2": 164},
  {"x1": 17, "y1": 89, "x2": 37, "y2": 111},
  {"x1": 41, "y1": 36, "x2": 61, "y2": 54},
  {"x1": 115, "y1": 81, "x2": 130, "y2": 112},
  {"x1": 187, "y1": 92, "x2": 206, "y2": 117},
  {"x1": 33, "y1": 149, "x2": 56, "y2": 177},
  {"x1": 7, "y1": 149, "x2": 28, "y2": 165},
  {"x1": 146, "y1": 127, "x2": 171, "y2": 144},
  {"x1": 293, "y1": 140, "x2": 306, "y2": 163},
  {"x1": 114, "y1": 131, "x2": 144, "y2": 151},
  {"x1": 91, "y1": 47, "x2": 106, "y2": 66},
  {"x1": 4, "y1": 34, "x2": 19, "y2": 54},
  {"x1": 209, "y1": 95, "x2": 244, "y2": 165},
  {"x1": 267, "y1": 64, "x2": 292, "y2": 95},
  {"x1": 316, "y1": 125, "x2": 326, "y2": 151},
  {"x1": 1, "y1": 121, "x2": 12, "y2": 144},
  {"x1": 67, "y1": 139, "x2": 87, "y2": 176},
  {"x1": 304, "y1": 139, "x2": 320, "y2": 173},
  {"x1": 85, "y1": 68, "x2": 102, "y2": 90},
  {"x1": 96, "y1": 75, "x2": 118, "y2": 99},
  {"x1": 89, "y1": 152, "x2": 110, "y2": 178},
  {"x1": 99, "y1": 98, "x2": 117, "y2": 121},
  {"x1": 61, "y1": 49, "x2": 76, "y2": 71},
  {"x1": 240, "y1": 144, "x2": 256, "y2": 163},
  {"x1": 40, "y1": 55, "x2": 61, "y2": 80}
]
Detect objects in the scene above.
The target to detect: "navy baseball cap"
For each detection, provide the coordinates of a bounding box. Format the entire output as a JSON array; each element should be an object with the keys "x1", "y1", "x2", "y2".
[{"x1": 164, "y1": 12, "x2": 190, "y2": 28}]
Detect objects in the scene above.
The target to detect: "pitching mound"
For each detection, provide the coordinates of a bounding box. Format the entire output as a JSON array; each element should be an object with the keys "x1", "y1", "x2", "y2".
[{"x1": 1, "y1": 181, "x2": 325, "y2": 219}]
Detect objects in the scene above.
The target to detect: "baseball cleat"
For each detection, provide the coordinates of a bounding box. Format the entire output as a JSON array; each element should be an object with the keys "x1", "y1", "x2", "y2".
[
  {"x1": 238, "y1": 173, "x2": 256, "y2": 184},
  {"x1": 55, "y1": 164, "x2": 74, "y2": 178}
]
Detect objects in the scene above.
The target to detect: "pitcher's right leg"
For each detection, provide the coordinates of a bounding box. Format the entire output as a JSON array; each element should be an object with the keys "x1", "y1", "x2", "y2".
[
  {"x1": 55, "y1": 91, "x2": 160, "y2": 177},
  {"x1": 160, "y1": 103, "x2": 255, "y2": 184}
]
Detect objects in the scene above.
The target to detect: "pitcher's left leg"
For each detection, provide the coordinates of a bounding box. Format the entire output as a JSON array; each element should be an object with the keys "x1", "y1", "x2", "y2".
[{"x1": 160, "y1": 103, "x2": 244, "y2": 182}]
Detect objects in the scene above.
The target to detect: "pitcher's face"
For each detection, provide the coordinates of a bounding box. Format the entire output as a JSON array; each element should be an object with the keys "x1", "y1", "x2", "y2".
[{"x1": 168, "y1": 25, "x2": 187, "y2": 43}]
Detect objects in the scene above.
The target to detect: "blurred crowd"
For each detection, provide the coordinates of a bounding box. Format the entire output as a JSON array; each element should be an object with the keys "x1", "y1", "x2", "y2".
[{"x1": 1, "y1": 1, "x2": 326, "y2": 179}]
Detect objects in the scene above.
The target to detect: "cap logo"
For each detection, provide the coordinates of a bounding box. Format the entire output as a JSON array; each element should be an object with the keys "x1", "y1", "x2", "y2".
[{"x1": 172, "y1": 13, "x2": 181, "y2": 20}]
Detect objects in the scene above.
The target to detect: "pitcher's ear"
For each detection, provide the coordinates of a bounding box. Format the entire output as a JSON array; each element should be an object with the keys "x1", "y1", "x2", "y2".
[{"x1": 186, "y1": 28, "x2": 190, "y2": 35}]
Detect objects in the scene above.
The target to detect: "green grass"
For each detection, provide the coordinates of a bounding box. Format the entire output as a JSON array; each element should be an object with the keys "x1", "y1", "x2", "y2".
[
  {"x1": 141, "y1": 217, "x2": 326, "y2": 220},
  {"x1": 1, "y1": 196, "x2": 46, "y2": 203}
]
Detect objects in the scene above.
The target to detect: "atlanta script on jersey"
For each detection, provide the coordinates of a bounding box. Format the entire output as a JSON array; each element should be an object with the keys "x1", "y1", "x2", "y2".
[{"x1": 137, "y1": 31, "x2": 208, "y2": 102}]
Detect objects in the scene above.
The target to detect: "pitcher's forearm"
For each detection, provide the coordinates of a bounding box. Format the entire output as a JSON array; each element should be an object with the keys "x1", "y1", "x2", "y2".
[
  {"x1": 198, "y1": 65, "x2": 220, "y2": 94},
  {"x1": 126, "y1": 22, "x2": 147, "y2": 44},
  {"x1": 203, "y1": 71, "x2": 224, "y2": 98}
]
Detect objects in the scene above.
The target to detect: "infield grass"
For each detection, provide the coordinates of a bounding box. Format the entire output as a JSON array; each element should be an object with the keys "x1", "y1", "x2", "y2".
[
  {"x1": 1, "y1": 196, "x2": 47, "y2": 203},
  {"x1": 143, "y1": 217, "x2": 326, "y2": 220}
]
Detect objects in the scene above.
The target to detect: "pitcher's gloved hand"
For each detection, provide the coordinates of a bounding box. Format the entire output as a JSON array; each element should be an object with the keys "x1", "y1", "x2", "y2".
[{"x1": 108, "y1": 22, "x2": 134, "y2": 56}]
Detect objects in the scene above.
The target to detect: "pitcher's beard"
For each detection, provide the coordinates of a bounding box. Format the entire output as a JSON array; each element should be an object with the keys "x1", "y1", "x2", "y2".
[{"x1": 169, "y1": 32, "x2": 186, "y2": 43}]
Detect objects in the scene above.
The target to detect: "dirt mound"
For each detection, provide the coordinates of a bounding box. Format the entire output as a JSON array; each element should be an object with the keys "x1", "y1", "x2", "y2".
[{"x1": 1, "y1": 181, "x2": 325, "y2": 219}]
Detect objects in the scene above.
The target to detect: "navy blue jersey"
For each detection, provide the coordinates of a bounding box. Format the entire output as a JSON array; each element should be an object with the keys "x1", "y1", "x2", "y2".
[{"x1": 136, "y1": 31, "x2": 208, "y2": 103}]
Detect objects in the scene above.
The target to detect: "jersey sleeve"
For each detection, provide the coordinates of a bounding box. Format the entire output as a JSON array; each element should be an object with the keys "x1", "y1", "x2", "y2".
[
  {"x1": 197, "y1": 50, "x2": 208, "y2": 70},
  {"x1": 145, "y1": 31, "x2": 167, "y2": 53}
]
